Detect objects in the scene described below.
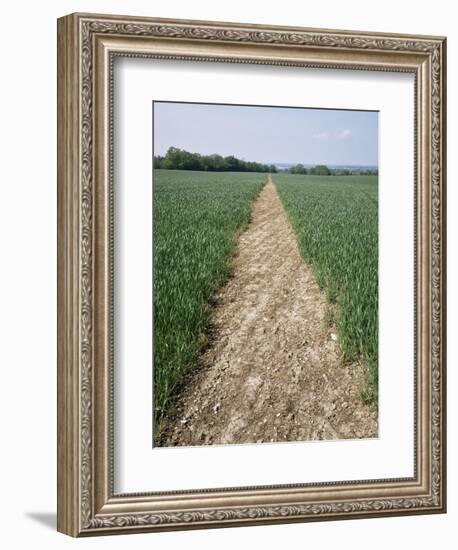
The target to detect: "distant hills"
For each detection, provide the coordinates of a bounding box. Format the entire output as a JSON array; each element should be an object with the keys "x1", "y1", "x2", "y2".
[{"x1": 274, "y1": 162, "x2": 378, "y2": 172}]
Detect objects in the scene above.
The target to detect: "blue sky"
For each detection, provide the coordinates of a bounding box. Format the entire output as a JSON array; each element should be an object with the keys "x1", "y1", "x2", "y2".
[{"x1": 153, "y1": 102, "x2": 378, "y2": 166}]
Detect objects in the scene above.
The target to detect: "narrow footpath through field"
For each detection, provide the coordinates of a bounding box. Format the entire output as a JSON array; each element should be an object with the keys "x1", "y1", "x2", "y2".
[{"x1": 159, "y1": 176, "x2": 377, "y2": 446}]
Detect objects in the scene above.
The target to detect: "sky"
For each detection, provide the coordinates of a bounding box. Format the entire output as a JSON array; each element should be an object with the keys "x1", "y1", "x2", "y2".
[{"x1": 153, "y1": 102, "x2": 378, "y2": 167}]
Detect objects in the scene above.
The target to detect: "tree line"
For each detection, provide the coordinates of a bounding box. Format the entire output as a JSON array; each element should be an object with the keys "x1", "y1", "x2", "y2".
[
  {"x1": 154, "y1": 147, "x2": 378, "y2": 176},
  {"x1": 286, "y1": 163, "x2": 378, "y2": 176},
  {"x1": 154, "y1": 147, "x2": 277, "y2": 173}
]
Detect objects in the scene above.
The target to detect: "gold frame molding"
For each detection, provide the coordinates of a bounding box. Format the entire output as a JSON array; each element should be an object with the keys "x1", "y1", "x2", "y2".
[{"x1": 57, "y1": 12, "x2": 446, "y2": 537}]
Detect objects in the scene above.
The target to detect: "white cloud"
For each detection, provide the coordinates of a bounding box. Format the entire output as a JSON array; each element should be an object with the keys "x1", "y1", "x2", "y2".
[
  {"x1": 335, "y1": 129, "x2": 352, "y2": 139},
  {"x1": 312, "y1": 131, "x2": 330, "y2": 141},
  {"x1": 312, "y1": 129, "x2": 352, "y2": 141}
]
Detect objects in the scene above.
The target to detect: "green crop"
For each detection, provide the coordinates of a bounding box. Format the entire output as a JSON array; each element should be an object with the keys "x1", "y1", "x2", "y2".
[
  {"x1": 153, "y1": 170, "x2": 265, "y2": 435},
  {"x1": 274, "y1": 174, "x2": 378, "y2": 402}
]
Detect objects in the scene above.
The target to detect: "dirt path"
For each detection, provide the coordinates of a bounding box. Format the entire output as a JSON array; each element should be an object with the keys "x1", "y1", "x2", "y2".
[{"x1": 159, "y1": 176, "x2": 377, "y2": 446}]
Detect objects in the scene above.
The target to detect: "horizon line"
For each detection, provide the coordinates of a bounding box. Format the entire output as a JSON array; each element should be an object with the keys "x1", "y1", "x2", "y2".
[
  {"x1": 274, "y1": 161, "x2": 379, "y2": 167},
  {"x1": 152, "y1": 150, "x2": 378, "y2": 168}
]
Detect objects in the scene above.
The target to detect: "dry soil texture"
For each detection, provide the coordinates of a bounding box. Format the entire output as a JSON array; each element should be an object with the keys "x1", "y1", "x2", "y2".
[{"x1": 159, "y1": 177, "x2": 377, "y2": 447}]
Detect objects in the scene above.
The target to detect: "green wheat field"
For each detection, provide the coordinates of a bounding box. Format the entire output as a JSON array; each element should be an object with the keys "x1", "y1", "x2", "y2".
[
  {"x1": 153, "y1": 169, "x2": 378, "y2": 430},
  {"x1": 153, "y1": 170, "x2": 265, "y2": 423}
]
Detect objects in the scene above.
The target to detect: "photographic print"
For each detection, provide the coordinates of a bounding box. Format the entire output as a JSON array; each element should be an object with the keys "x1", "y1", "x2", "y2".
[
  {"x1": 58, "y1": 14, "x2": 446, "y2": 535},
  {"x1": 153, "y1": 101, "x2": 379, "y2": 447}
]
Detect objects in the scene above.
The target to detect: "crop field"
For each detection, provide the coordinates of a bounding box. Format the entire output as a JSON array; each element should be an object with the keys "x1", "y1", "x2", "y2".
[
  {"x1": 274, "y1": 174, "x2": 378, "y2": 400},
  {"x1": 153, "y1": 169, "x2": 265, "y2": 429}
]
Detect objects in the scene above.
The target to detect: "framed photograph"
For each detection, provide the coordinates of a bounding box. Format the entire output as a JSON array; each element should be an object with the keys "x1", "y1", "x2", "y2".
[{"x1": 57, "y1": 12, "x2": 446, "y2": 536}]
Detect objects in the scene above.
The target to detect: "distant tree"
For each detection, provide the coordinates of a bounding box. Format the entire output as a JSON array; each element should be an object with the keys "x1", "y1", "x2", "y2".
[
  {"x1": 201, "y1": 154, "x2": 225, "y2": 171},
  {"x1": 310, "y1": 164, "x2": 331, "y2": 176},
  {"x1": 333, "y1": 168, "x2": 351, "y2": 176},
  {"x1": 224, "y1": 155, "x2": 241, "y2": 171},
  {"x1": 153, "y1": 155, "x2": 165, "y2": 169},
  {"x1": 163, "y1": 147, "x2": 185, "y2": 169},
  {"x1": 288, "y1": 164, "x2": 307, "y2": 175},
  {"x1": 155, "y1": 147, "x2": 274, "y2": 173}
]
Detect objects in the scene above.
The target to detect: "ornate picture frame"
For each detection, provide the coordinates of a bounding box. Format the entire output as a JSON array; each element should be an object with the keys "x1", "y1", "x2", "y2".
[{"x1": 57, "y1": 12, "x2": 446, "y2": 536}]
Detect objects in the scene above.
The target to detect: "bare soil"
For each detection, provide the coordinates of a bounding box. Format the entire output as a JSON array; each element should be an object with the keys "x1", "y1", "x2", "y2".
[{"x1": 159, "y1": 177, "x2": 377, "y2": 447}]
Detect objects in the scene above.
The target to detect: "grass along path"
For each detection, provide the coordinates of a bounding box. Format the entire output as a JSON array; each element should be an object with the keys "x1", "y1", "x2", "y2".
[
  {"x1": 274, "y1": 174, "x2": 378, "y2": 402},
  {"x1": 159, "y1": 176, "x2": 377, "y2": 447},
  {"x1": 153, "y1": 170, "x2": 265, "y2": 433}
]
